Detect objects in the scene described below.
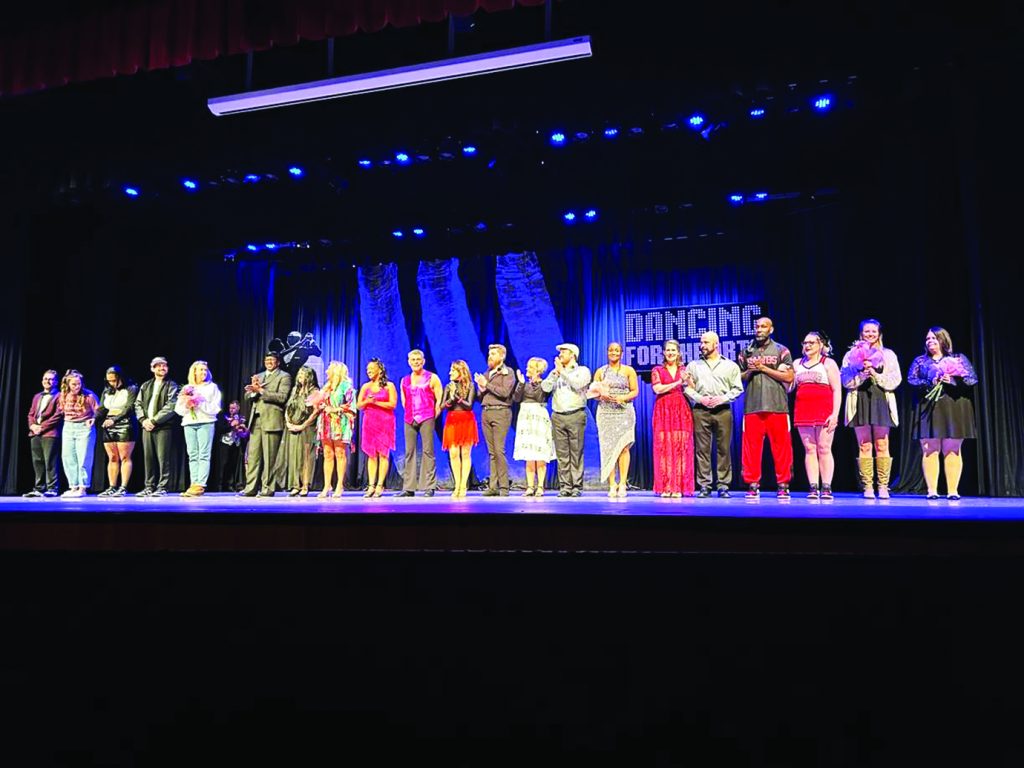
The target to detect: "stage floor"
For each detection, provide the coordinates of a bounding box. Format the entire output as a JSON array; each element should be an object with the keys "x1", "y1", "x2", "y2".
[{"x1": 3, "y1": 491, "x2": 1024, "y2": 555}]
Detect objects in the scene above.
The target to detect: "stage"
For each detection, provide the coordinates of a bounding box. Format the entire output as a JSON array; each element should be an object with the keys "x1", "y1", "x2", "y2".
[{"x1": 3, "y1": 491, "x2": 1024, "y2": 555}]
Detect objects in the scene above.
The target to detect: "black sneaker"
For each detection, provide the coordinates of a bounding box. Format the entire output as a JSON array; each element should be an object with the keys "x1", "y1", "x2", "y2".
[
  {"x1": 807, "y1": 484, "x2": 820, "y2": 500},
  {"x1": 777, "y1": 485, "x2": 791, "y2": 501},
  {"x1": 137, "y1": 488, "x2": 154, "y2": 497},
  {"x1": 480, "y1": 489, "x2": 500, "y2": 497},
  {"x1": 696, "y1": 487, "x2": 712, "y2": 498},
  {"x1": 98, "y1": 487, "x2": 117, "y2": 498},
  {"x1": 22, "y1": 490, "x2": 43, "y2": 498},
  {"x1": 43, "y1": 489, "x2": 59, "y2": 498},
  {"x1": 150, "y1": 489, "x2": 167, "y2": 498},
  {"x1": 423, "y1": 489, "x2": 435, "y2": 498},
  {"x1": 393, "y1": 490, "x2": 415, "y2": 498},
  {"x1": 745, "y1": 483, "x2": 760, "y2": 499},
  {"x1": 717, "y1": 488, "x2": 731, "y2": 499},
  {"x1": 820, "y1": 485, "x2": 833, "y2": 501},
  {"x1": 557, "y1": 490, "x2": 572, "y2": 497},
  {"x1": 109, "y1": 487, "x2": 127, "y2": 497}
]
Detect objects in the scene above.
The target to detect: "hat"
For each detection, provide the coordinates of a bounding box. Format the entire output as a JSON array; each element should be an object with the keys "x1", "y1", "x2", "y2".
[
  {"x1": 556, "y1": 343, "x2": 580, "y2": 359},
  {"x1": 150, "y1": 356, "x2": 168, "y2": 366},
  {"x1": 264, "y1": 350, "x2": 283, "y2": 361}
]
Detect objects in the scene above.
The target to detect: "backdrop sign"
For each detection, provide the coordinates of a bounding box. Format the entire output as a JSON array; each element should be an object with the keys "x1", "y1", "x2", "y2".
[{"x1": 624, "y1": 302, "x2": 767, "y2": 370}]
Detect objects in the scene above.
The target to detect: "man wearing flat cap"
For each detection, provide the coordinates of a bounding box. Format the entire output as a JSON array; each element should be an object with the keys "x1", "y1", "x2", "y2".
[
  {"x1": 542, "y1": 343, "x2": 592, "y2": 496},
  {"x1": 474, "y1": 343, "x2": 516, "y2": 496},
  {"x1": 240, "y1": 351, "x2": 293, "y2": 497},
  {"x1": 134, "y1": 356, "x2": 180, "y2": 497}
]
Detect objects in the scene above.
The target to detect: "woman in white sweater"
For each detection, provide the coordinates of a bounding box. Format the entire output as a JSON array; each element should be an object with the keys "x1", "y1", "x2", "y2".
[{"x1": 175, "y1": 360, "x2": 222, "y2": 497}]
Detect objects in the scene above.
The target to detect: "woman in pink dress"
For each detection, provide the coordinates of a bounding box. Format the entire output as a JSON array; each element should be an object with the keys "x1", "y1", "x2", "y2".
[
  {"x1": 357, "y1": 358, "x2": 397, "y2": 498},
  {"x1": 651, "y1": 339, "x2": 696, "y2": 497}
]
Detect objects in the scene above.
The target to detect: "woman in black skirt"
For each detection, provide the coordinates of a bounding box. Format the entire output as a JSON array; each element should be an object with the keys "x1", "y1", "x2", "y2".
[
  {"x1": 907, "y1": 327, "x2": 978, "y2": 500},
  {"x1": 96, "y1": 365, "x2": 139, "y2": 497}
]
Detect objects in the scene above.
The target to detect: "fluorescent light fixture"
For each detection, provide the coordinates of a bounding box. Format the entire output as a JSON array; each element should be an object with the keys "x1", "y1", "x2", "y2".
[{"x1": 208, "y1": 36, "x2": 592, "y2": 116}]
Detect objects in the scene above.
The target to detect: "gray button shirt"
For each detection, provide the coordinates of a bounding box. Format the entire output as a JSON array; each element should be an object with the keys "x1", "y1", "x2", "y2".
[
  {"x1": 684, "y1": 357, "x2": 744, "y2": 405},
  {"x1": 541, "y1": 364, "x2": 592, "y2": 413}
]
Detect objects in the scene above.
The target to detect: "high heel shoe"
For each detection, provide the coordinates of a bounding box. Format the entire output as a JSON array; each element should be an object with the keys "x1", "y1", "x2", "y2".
[
  {"x1": 372, "y1": 485, "x2": 384, "y2": 498},
  {"x1": 333, "y1": 487, "x2": 344, "y2": 500},
  {"x1": 607, "y1": 486, "x2": 617, "y2": 497},
  {"x1": 362, "y1": 487, "x2": 374, "y2": 498},
  {"x1": 298, "y1": 488, "x2": 309, "y2": 497},
  {"x1": 317, "y1": 488, "x2": 331, "y2": 499},
  {"x1": 617, "y1": 482, "x2": 628, "y2": 498}
]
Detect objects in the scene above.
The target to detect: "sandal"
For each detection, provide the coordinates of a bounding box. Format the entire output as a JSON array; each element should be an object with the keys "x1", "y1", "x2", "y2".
[
  {"x1": 372, "y1": 485, "x2": 384, "y2": 498},
  {"x1": 317, "y1": 488, "x2": 331, "y2": 499}
]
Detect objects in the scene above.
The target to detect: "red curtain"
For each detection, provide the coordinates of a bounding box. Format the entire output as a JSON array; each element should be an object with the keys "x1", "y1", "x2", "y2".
[{"x1": 0, "y1": 0, "x2": 548, "y2": 97}]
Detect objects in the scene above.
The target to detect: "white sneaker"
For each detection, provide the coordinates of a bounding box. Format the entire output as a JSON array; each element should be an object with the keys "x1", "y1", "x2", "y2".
[{"x1": 64, "y1": 488, "x2": 86, "y2": 498}]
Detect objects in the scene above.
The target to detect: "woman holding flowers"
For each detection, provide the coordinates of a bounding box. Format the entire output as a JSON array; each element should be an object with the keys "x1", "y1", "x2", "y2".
[
  {"x1": 174, "y1": 360, "x2": 222, "y2": 497},
  {"x1": 907, "y1": 327, "x2": 978, "y2": 500},
  {"x1": 840, "y1": 319, "x2": 902, "y2": 499},
  {"x1": 314, "y1": 362, "x2": 356, "y2": 499}
]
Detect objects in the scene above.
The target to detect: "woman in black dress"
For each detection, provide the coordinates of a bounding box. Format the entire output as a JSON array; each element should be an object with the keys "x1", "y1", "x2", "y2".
[{"x1": 907, "y1": 327, "x2": 978, "y2": 500}]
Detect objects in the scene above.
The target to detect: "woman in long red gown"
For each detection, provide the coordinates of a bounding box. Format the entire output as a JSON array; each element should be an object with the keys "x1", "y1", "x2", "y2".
[{"x1": 651, "y1": 339, "x2": 695, "y2": 497}]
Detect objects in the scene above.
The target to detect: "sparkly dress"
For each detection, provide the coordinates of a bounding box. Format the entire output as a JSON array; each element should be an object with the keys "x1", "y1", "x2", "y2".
[
  {"x1": 360, "y1": 385, "x2": 396, "y2": 458},
  {"x1": 595, "y1": 366, "x2": 636, "y2": 482},
  {"x1": 651, "y1": 364, "x2": 695, "y2": 495}
]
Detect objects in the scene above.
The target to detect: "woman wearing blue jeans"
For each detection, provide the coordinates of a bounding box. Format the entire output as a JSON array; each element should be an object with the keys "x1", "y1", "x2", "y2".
[
  {"x1": 58, "y1": 370, "x2": 99, "y2": 497},
  {"x1": 174, "y1": 360, "x2": 222, "y2": 497}
]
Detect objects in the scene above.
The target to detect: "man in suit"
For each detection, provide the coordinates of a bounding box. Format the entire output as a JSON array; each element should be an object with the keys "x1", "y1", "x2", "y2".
[
  {"x1": 23, "y1": 369, "x2": 62, "y2": 497},
  {"x1": 240, "y1": 351, "x2": 293, "y2": 497},
  {"x1": 134, "y1": 357, "x2": 180, "y2": 497}
]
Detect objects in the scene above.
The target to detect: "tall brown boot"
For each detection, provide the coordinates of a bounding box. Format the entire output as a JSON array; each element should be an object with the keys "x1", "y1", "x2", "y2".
[
  {"x1": 858, "y1": 457, "x2": 875, "y2": 499},
  {"x1": 876, "y1": 456, "x2": 893, "y2": 499}
]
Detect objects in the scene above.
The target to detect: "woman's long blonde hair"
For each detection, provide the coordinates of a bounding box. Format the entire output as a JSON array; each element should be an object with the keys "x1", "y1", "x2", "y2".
[
  {"x1": 187, "y1": 360, "x2": 212, "y2": 385},
  {"x1": 325, "y1": 361, "x2": 350, "y2": 390}
]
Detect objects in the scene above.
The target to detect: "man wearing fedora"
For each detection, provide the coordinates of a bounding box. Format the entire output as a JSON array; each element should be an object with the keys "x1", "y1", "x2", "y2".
[
  {"x1": 240, "y1": 351, "x2": 293, "y2": 497},
  {"x1": 542, "y1": 343, "x2": 592, "y2": 497}
]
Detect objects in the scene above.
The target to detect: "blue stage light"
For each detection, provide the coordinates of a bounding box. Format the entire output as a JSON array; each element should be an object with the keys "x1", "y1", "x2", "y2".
[
  {"x1": 358, "y1": 159, "x2": 372, "y2": 168},
  {"x1": 550, "y1": 132, "x2": 566, "y2": 146},
  {"x1": 392, "y1": 230, "x2": 404, "y2": 238},
  {"x1": 475, "y1": 222, "x2": 487, "y2": 231},
  {"x1": 749, "y1": 108, "x2": 766, "y2": 118},
  {"x1": 603, "y1": 127, "x2": 619, "y2": 138},
  {"x1": 244, "y1": 174, "x2": 260, "y2": 183},
  {"x1": 265, "y1": 243, "x2": 277, "y2": 250},
  {"x1": 812, "y1": 95, "x2": 832, "y2": 112},
  {"x1": 754, "y1": 192, "x2": 768, "y2": 200},
  {"x1": 584, "y1": 209, "x2": 598, "y2": 221},
  {"x1": 182, "y1": 179, "x2": 198, "y2": 191},
  {"x1": 288, "y1": 166, "x2": 303, "y2": 177},
  {"x1": 412, "y1": 228, "x2": 425, "y2": 237},
  {"x1": 688, "y1": 114, "x2": 705, "y2": 128},
  {"x1": 563, "y1": 212, "x2": 576, "y2": 223},
  {"x1": 462, "y1": 145, "x2": 477, "y2": 155},
  {"x1": 123, "y1": 186, "x2": 139, "y2": 197},
  {"x1": 395, "y1": 152, "x2": 411, "y2": 165},
  {"x1": 246, "y1": 244, "x2": 259, "y2": 251},
  {"x1": 729, "y1": 194, "x2": 744, "y2": 204},
  {"x1": 487, "y1": 159, "x2": 497, "y2": 169},
  {"x1": 629, "y1": 126, "x2": 644, "y2": 135}
]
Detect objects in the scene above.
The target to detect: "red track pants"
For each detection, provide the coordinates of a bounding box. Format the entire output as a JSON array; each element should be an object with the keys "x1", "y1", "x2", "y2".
[{"x1": 741, "y1": 412, "x2": 793, "y2": 485}]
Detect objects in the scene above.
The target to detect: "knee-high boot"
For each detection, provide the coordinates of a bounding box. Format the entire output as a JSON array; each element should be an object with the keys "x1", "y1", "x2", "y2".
[
  {"x1": 875, "y1": 456, "x2": 892, "y2": 500},
  {"x1": 858, "y1": 457, "x2": 875, "y2": 500}
]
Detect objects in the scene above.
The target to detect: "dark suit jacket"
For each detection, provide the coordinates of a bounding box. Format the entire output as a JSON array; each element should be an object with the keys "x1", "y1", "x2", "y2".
[
  {"x1": 27, "y1": 391, "x2": 62, "y2": 438},
  {"x1": 134, "y1": 379, "x2": 180, "y2": 430},
  {"x1": 247, "y1": 369, "x2": 292, "y2": 432}
]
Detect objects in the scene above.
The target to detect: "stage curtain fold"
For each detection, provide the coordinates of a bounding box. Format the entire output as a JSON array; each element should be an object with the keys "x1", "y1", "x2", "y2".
[{"x1": 0, "y1": 0, "x2": 550, "y2": 97}]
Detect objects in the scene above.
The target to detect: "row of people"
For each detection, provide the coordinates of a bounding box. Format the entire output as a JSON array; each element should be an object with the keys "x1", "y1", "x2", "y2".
[{"x1": 23, "y1": 318, "x2": 977, "y2": 500}]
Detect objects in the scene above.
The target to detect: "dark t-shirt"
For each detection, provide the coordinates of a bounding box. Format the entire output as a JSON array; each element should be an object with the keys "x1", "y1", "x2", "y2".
[{"x1": 738, "y1": 339, "x2": 793, "y2": 414}]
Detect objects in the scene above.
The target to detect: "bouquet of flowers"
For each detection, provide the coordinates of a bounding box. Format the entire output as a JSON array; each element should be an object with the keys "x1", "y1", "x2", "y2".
[
  {"x1": 846, "y1": 340, "x2": 885, "y2": 371},
  {"x1": 924, "y1": 356, "x2": 969, "y2": 402},
  {"x1": 180, "y1": 385, "x2": 202, "y2": 419},
  {"x1": 587, "y1": 379, "x2": 611, "y2": 400},
  {"x1": 305, "y1": 388, "x2": 328, "y2": 409}
]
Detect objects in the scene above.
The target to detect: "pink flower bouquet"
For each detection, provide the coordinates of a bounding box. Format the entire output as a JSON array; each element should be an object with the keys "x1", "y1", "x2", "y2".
[
  {"x1": 587, "y1": 380, "x2": 611, "y2": 400},
  {"x1": 180, "y1": 385, "x2": 201, "y2": 419},
  {"x1": 305, "y1": 389, "x2": 327, "y2": 409},
  {"x1": 925, "y1": 356, "x2": 969, "y2": 402},
  {"x1": 846, "y1": 340, "x2": 884, "y2": 370}
]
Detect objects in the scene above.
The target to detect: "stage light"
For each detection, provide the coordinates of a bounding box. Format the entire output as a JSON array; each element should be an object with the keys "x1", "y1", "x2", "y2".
[
  {"x1": 688, "y1": 114, "x2": 705, "y2": 128},
  {"x1": 182, "y1": 179, "x2": 198, "y2": 191},
  {"x1": 563, "y1": 212, "x2": 577, "y2": 223},
  {"x1": 475, "y1": 222, "x2": 487, "y2": 231},
  {"x1": 358, "y1": 159, "x2": 372, "y2": 168},
  {"x1": 728, "y1": 194, "x2": 744, "y2": 204},
  {"x1": 392, "y1": 230, "x2": 404, "y2": 238},
  {"x1": 288, "y1": 166, "x2": 304, "y2": 177},
  {"x1": 584, "y1": 209, "x2": 598, "y2": 221},
  {"x1": 812, "y1": 95, "x2": 832, "y2": 111},
  {"x1": 265, "y1": 243, "x2": 277, "y2": 250},
  {"x1": 462, "y1": 145, "x2": 477, "y2": 155},
  {"x1": 749, "y1": 108, "x2": 766, "y2": 118},
  {"x1": 412, "y1": 228, "x2": 425, "y2": 237},
  {"x1": 123, "y1": 186, "x2": 139, "y2": 197},
  {"x1": 550, "y1": 132, "x2": 566, "y2": 146},
  {"x1": 244, "y1": 174, "x2": 260, "y2": 183},
  {"x1": 603, "y1": 127, "x2": 619, "y2": 138},
  {"x1": 487, "y1": 159, "x2": 497, "y2": 169},
  {"x1": 753, "y1": 192, "x2": 768, "y2": 200},
  {"x1": 629, "y1": 127, "x2": 644, "y2": 135},
  {"x1": 395, "y1": 152, "x2": 411, "y2": 165},
  {"x1": 208, "y1": 36, "x2": 592, "y2": 115},
  {"x1": 246, "y1": 244, "x2": 259, "y2": 251},
  {"x1": 574, "y1": 131, "x2": 590, "y2": 141}
]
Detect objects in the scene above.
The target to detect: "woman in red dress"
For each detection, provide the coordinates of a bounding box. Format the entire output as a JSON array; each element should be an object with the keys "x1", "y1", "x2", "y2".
[
  {"x1": 792, "y1": 331, "x2": 842, "y2": 500},
  {"x1": 651, "y1": 339, "x2": 695, "y2": 497}
]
